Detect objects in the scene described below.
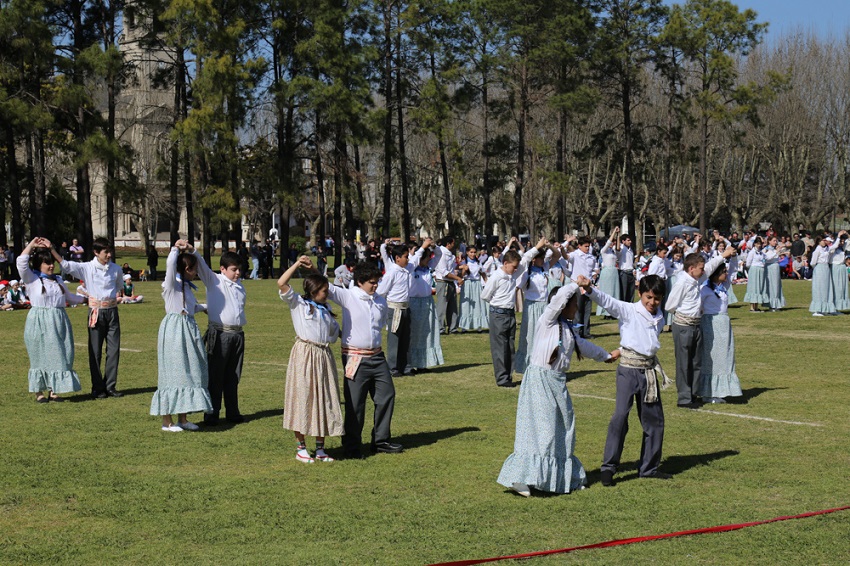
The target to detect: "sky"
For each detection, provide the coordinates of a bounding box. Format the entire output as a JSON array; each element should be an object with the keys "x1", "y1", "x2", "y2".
[{"x1": 664, "y1": 0, "x2": 850, "y2": 38}]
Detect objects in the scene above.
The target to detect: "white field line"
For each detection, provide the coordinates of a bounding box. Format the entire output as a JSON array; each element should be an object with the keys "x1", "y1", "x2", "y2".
[
  {"x1": 75, "y1": 343, "x2": 143, "y2": 353},
  {"x1": 570, "y1": 393, "x2": 823, "y2": 427}
]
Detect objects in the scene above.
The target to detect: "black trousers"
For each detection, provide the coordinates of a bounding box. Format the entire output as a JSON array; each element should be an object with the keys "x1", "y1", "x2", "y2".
[
  {"x1": 88, "y1": 307, "x2": 121, "y2": 394},
  {"x1": 576, "y1": 293, "x2": 592, "y2": 338},
  {"x1": 342, "y1": 352, "x2": 396, "y2": 450},
  {"x1": 204, "y1": 326, "x2": 245, "y2": 420},
  {"x1": 386, "y1": 307, "x2": 411, "y2": 373},
  {"x1": 672, "y1": 322, "x2": 703, "y2": 405},
  {"x1": 489, "y1": 309, "x2": 516, "y2": 386},
  {"x1": 619, "y1": 270, "x2": 635, "y2": 302}
]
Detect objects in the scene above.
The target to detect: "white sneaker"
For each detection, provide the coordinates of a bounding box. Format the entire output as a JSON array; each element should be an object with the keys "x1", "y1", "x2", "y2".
[
  {"x1": 162, "y1": 424, "x2": 183, "y2": 432},
  {"x1": 179, "y1": 421, "x2": 200, "y2": 431},
  {"x1": 812, "y1": 312, "x2": 825, "y2": 317},
  {"x1": 511, "y1": 482, "x2": 531, "y2": 497}
]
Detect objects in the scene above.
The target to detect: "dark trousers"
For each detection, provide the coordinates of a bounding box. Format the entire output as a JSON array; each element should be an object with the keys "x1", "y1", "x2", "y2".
[
  {"x1": 204, "y1": 326, "x2": 245, "y2": 420},
  {"x1": 602, "y1": 366, "x2": 665, "y2": 476},
  {"x1": 342, "y1": 352, "x2": 396, "y2": 450},
  {"x1": 386, "y1": 307, "x2": 411, "y2": 373},
  {"x1": 489, "y1": 309, "x2": 516, "y2": 386},
  {"x1": 436, "y1": 280, "x2": 458, "y2": 333},
  {"x1": 576, "y1": 293, "x2": 592, "y2": 338},
  {"x1": 672, "y1": 322, "x2": 703, "y2": 405},
  {"x1": 619, "y1": 270, "x2": 635, "y2": 303},
  {"x1": 148, "y1": 266, "x2": 158, "y2": 281},
  {"x1": 88, "y1": 307, "x2": 120, "y2": 394}
]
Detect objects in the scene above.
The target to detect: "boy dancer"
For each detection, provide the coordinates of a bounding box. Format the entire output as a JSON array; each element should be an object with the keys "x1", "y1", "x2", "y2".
[
  {"x1": 328, "y1": 262, "x2": 402, "y2": 458},
  {"x1": 55, "y1": 237, "x2": 124, "y2": 398},
  {"x1": 576, "y1": 274, "x2": 671, "y2": 486},
  {"x1": 433, "y1": 237, "x2": 463, "y2": 334},
  {"x1": 618, "y1": 233, "x2": 636, "y2": 303},
  {"x1": 196, "y1": 251, "x2": 247, "y2": 425},
  {"x1": 563, "y1": 236, "x2": 596, "y2": 338},
  {"x1": 664, "y1": 246, "x2": 735, "y2": 408},
  {"x1": 481, "y1": 249, "x2": 524, "y2": 387}
]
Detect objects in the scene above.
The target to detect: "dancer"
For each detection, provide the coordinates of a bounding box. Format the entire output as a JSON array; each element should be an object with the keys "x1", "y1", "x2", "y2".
[
  {"x1": 482, "y1": 249, "x2": 524, "y2": 387},
  {"x1": 596, "y1": 228, "x2": 622, "y2": 316},
  {"x1": 698, "y1": 262, "x2": 742, "y2": 404},
  {"x1": 17, "y1": 238, "x2": 85, "y2": 403},
  {"x1": 150, "y1": 240, "x2": 213, "y2": 432},
  {"x1": 497, "y1": 283, "x2": 617, "y2": 497},
  {"x1": 831, "y1": 232, "x2": 850, "y2": 311},
  {"x1": 278, "y1": 255, "x2": 343, "y2": 463},
  {"x1": 664, "y1": 246, "x2": 684, "y2": 328},
  {"x1": 458, "y1": 246, "x2": 489, "y2": 332},
  {"x1": 408, "y1": 243, "x2": 444, "y2": 370},
  {"x1": 762, "y1": 236, "x2": 786, "y2": 312},
  {"x1": 618, "y1": 233, "x2": 636, "y2": 303},
  {"x1": 809, "y1": 235, "x2": 840, "y2": 316},
  {"x1": 577, "y1": 273, "x2": 672, "y2": 486},
  {"x1": 433, "y1": 237, "x2": 463, "y2": 334},
  {"x1": 563, "y1": 236, "x2": 596, "y2": 338},
  {"x1": 514, "y1": 238, "x2": 551, "y2": 374},
  {"x1": 743, "y1": 237, "x2": 768, "y2": 313}
]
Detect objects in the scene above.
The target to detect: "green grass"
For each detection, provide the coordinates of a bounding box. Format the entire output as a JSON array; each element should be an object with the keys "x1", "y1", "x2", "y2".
[{"x1": 1, "y1": 279, "x2": 849, "y2": 564}]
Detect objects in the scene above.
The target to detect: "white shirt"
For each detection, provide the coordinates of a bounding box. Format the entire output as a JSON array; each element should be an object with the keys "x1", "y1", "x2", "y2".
[
  {"x1": 763, "y1": 246, "x2": 780, "y2": 266},
  {"x1": 327, "y1": 284, "x2": 387, "y2": 350},
  {"x1": 747, "y1": 248, "x2": 766, "y2": 268},
  {"x1": 530, "y1": 285, "x2": 610, "y2": 371},
  {"x1": 810, "y1": 244, "x2": 831, "y2": 265},
  {"x1": 569, "y1": 248, "x2": 597, "y2": 280},
  {"x1": 432, "y1": 245, "x2": 457, "y2": 281},
  {"x1": 600, "y1": 240, "x2": 618, "y2": 268},
  {"x1": 481, "y1": 267, "x2": 522, "y2": 309},
  {"x1": 618, "y1": 246, "x2": 635, "y2": 271},
  {"x1": 279, "y1": 286, "x2": 339, "y2": 345},
  {"x1": 548, "y1": 258, "x2": 567, "y2": 282},
  {"x1": 194, "y1": 251, "x2": 247, "y2": 326},
  {"x1": 482, "y1": 255, "x2": 502, "y2": 277},
  {"x1": 647, "y1": 256, "x2": 668, "y2": 279},
  {"x1": 830, "y1": 242, "x2": 848, "y2": 265},
  {"x1": 60, "y1": 257, "x2": 123, "y2": 301},
  {"x1": 700, "y1": 282, "x2": 730, "y2": 316},
  {"x1": 516, "y1": 247, "x2": 547, "y2": 301},
  {"x1": 334, "y1": 265, "x2": 352, "y2": 288},
  {"x1": 463, "y1": 259, "x2": 484, "y2": 281},
  {"x1": 16, "y1": 255, "x2": 83, "y2": 308},
  {"x1": 586, "y1": 287, "x2": 664, "y2": 357},
  {"x1": 377, "y1": 246, "x2": 425, "y2": 303},
  {"x1": 665, "y1": 256, "x2": 726, "y2": 317},
  {"x1": 161, "y1": 248, "x2": 205, "y2": 315},
  {"x1": 410, "y1": 264, "x2": 435, "y2": 298}
]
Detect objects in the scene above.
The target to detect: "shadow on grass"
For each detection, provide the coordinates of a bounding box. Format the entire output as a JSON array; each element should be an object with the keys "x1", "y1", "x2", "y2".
[
  {"x1": 734, "y1": 387, "x2": 787, "y2": 404},
  {"x1": 67, "y1": 386, "x2": 157, "y2": 402},
  {"x1": 429, "y1": 363, "x2": 487, "y2": 374},
  {"x1": 567, "y1": 369, "x2": 608, "y2": 381},
  {"x1": 393, "y1": 426, "x2": 481, "y2": 451},
  {"x1": 243, "y1": 408, "x2": 284, "y2": 422},
  {"x1": 586, "y1": 449, "x2": 739, "y2": 486}
]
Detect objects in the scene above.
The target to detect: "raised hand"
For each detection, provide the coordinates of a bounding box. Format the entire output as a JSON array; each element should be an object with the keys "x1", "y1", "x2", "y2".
[{"x1": 575, "y1": 275, "x2": 592, "y2": 289}]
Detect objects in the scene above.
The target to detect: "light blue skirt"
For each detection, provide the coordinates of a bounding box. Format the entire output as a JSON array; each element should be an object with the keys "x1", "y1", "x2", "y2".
[
  {"x1": 497, "y1": 364, "x2": 586, "y2": 494},
  {"x1": 743, "y1": 266, "x2": 768, "y2": 304},
  {"x1": 596, "y1": 267, "x2": 621, "y2": 316},
  {"x1": 698, "y1": 314, "x2": 742, "y2": 398},
  {"x1": 25, "y1": 307, "x2": 81, "y2": 394},
  {"x1": 763, "y1": 263, "x2": 785, "y2": 309},
  {"x1": 514, "y1": 299, "x2": 547, "y2": 374},
  {"x1": 727, "y1": 283, "x2": 739, "y2": 305},
  {"x1": 809, "y1": 264, "x2": 836, "y2": 313},
  {"x1": 832, "y1": 264, "x2": 850, "y2": 311},
  {"x1": 547, "y1": 277, "x2": 564, "y2": 294},
  {"x1": 150, "y1": 313, "x2": 213, "y2": 415},
  {"x1": 664, "y1": 274, "x2": 678, "y2": 326},
  {"x1": 408, "y1": 296, "x2": 444, "y2": 368},
  {"x1": 459, "y1": 280, "x2": 489, "y2": 331}
]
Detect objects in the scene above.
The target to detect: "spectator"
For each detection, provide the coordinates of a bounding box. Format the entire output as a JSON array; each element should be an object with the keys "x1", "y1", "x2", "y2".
[
  {"x1": 237, "y1": 241, "x2": 250, "y2": 277},
  {"x1": 0, "y1": 245, "x2": 8, "y2": 278},
  {"x1": 121, "y1": 262, "x2": 136, "y2": 278},
  {"x1": 147, "y1": 245, "x2": 159, "y2": 281},
  {"x1": 250, "y1": 240, "x2": 260, "y2": 280},
  {"x1": 287, "y1": 243, "x2": 298, "y2": 268},
  {"x1": 69, "y1": 239, "x2": 84, "y2": 261}
]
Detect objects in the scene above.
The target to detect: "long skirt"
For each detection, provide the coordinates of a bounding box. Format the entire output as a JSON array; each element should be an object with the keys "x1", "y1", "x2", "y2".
[
  {"x1": 514, "y1": 299, "x2": 547, "y2": 374},
  {"x1": 458, "y1": 280, "x2": 489, "y2": 331},
  {"x1": 697, "y1": 314, "x2": 742, "y2": 399},
  {"x1": 809, "y1": 264, "x2": 836, "y2": 313},
  {"x1": 664, "y1": 274, "x2": 678, "y2": 326},
  {"x1": 832, "y1": 264, "x2": 850, "y2": 311},
  {"x1": 25, "y1": 306, "x2": 81, "y2": 394},
  {"x1": 596, "y1": 267, "x2": 621, "y2": 316},
  {"x1": 727, "y1": 283, "x2": 739, "y2": 305},
  {"x1": 150, "y1": 313, "x2": 213, "y2": 415},
  {"x1": 283, "y1": 340, "x2": 344, "y2": 437},
  {"x1": 497, "y1": 365, "x2": 586, "y2": 494},
  {"x1": 763, "y1": 263, "x2": 785, "y2": 309},
  {"x1": 547, "y1": 276, "x2": 564, "y2": 295},
  {"x1": 408, "y1": 297, "x2": 444, "y2": 368},
  {"x1": 743, "y1": 266, "x2": 768, "y2": 304}
]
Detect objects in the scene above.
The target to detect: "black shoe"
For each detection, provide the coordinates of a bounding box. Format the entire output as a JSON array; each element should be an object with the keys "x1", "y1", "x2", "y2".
[
  {"x1": 92, "y1": 391, "x2": 107, "y2": 399},
  {"x1": 600, "y1": 470, "x2": 615, "y2": 487},
  {"x1": 390, "y1": 370, "x2": 401, "y2": 378},
  {"x1": 106, "y1": 389, "x2": 124, "y2": 398},
  {"x1": 344, "y1": 449, "x2": 365, "y2": 460},
  {"x1": 403, "y1": 369, "x2": 415, "y2": 376},
  {"x1": 371, "y1": 442, "x2": 404, "y2": 454},
  {"x1": 203, "y1": 417, "x2": 221, "y2": 426},
  {"x1": 640, "y1": 471, "x2": 673, "y2": 480},
  {"x1": 677, "y1": 402, "x2": 699, "y2": 409},
  {"x1": 226, "y1": 414, "x2": 245, "y2": 424},
  {"x1": 497, "y1": 382, "x2": 516, "y2": 388},
  {"x1": 48, "y1": 395, "x2": 66, "y2": 403},
  {"x1": 36, "y1": 396, "x2": 49, "y2": 404}
]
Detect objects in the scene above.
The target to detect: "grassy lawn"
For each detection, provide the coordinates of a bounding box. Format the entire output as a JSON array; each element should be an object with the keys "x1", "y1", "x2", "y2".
[{"x1": 1, "y1": 277, "x2": 849, "y2": 564}]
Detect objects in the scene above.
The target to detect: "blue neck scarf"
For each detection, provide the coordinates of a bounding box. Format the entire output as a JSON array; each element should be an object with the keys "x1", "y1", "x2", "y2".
[{"x1": 305, "y1": 299, "x2": 332, "y2": 315}]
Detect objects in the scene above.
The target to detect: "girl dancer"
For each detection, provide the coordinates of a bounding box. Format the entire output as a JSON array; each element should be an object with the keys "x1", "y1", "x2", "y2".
[
  {"x1": 458, "y1": 246, "x2": 489, "y2": 332},
  {"x1": 150, "y1": 240, "x2": 213, "y2": 431},
  {"x1": 278, "y1": 255, "x2": 343, "y2": 463},
  {"x1": 762, "y1": 236, "x2": 786, "y2": 312},
  {"x1": 596, "y1": 228, "x2": 621, "y2": 317},
  {"x1": 497, "y1": 283, "x2": 616, "y2": 496},
  {"x1": 17, "y1": 238, "x2": 85, "y2": 402},
  {"x1": 743, "y1": 237, "x2": 768, "y2": 313},
  {"x1": 698, "y1": 262, "x2": 742, "y2": 404},
  {"x1": 831, "y1": 233, "x2": 850, "y2": 311},
  {"x1": 809, "y1": 233, "x2": 844, "y2": 316},
  {"x1": 513, "y1": 238, "x2": 551, "y2": 374},
  {"x1": 409, "y1": 242, "x2": 444, "y2": 370}
]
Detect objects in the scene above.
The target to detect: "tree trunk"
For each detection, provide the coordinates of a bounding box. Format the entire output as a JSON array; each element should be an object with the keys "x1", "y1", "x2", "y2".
[
  {"x1": 5, "y1": 125, "x2": 24, "y2": 251},
  {"x1": 32, "y1": 130, "x2": 47, "y2": 235},
  {"x1": 512, "y1": 61, "x2": 528, "y2": 236},
  {"x1": 381, "y1": 2, "x2": 393, "y2": 238},
  {"x1": 397, "y1": 17, "x2": 411, "y2": 242},
  {"x1": 354, "y1": 144, "x2": 366, "y2": 238},
  {"x1": 333, "y1": 126, "x2": 344, "y2": 266},
  {"x1": 556, "y1": 107, "x2": 566, "y2": 239},
  {"x1": 169, "y1": 63, "x2": 181, "y2": 245},
  {"x1": 315, "y1": 111, "x2": 326, "y2": 247},
  {"x1": 623, "y1": 76, "x2": 635, "y2": 239},
  {"x1": 482, "y1": 79, "x2": 492, "y2": 242}
]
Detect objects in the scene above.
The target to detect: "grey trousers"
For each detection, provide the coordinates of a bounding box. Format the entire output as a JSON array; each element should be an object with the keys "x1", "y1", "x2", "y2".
[
  {"x1": 88, "y1": 307, "x2": 120, "y2": 394},
  {"x1": 619, "y1": 270, "x2": 635, "y2": 303},
  {"x1": 602, "y1": 366, "x2": 665, "y2": 476},
  {"x1": 386, "y1": 307, "x2": 411, "y2": 373},
  {"x1": 204, "y1": 326, "x2": 245, "y2": 419},
  {"x1": 672, "y1": 322, "x2": 703, "y2": 405},
  {"x1": 342, "y1": 353, "x2": 396, "y2": 450},
  {"x1": 436, "y1": 281, "x2": 458, "y2": 333},
  {"x1": 489, "y1": 309, "x2": 516, "y2": 386},
  {"x1": 576, "y1": 293, "x2": 592, "y2": 338}
]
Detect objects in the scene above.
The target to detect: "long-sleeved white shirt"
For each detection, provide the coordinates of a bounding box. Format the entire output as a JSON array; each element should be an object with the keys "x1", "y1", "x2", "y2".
[
  {"x1": 664, "y1": 256, "x2": 726, "y2": 317},
  {"x1": 700, "y1": 281, "x2": 730, "y2": 316},
  {"x1": 600, "y1": 240, "x2": 618, "y2": 268},
  {"x1": 432, "y1": 245, "x2": 457, "y2": 280},
  {"x1": 618, "y1": 246, "x2": 635, "y2": 271},
  {"x1": 585, "y1": 287, "x2": 664, "y2": 357},
  {"x1": 830, "y1": 241, "x2": 848, "y2": 265},
  {"x1": 747, "y1": 248, "x2": 766, "y2": 268},
  {"x1": 327, "y1": 284, "x2": 387, "y2": 350},
  {"x1": 17, "y1": 255, "x2": 84, "y2": 308},
  {"x1": 516, "y1": 248, "x2": 547, "y2": 301},
  {"x1": 530, "y1": 285, "x2": 610, "y2": 371},
  {"x1": 482, "y1": 255, "x2": 502, "y2": 277},
  {"x1": 647, "y1": 256, "x2": 668, "y2": 279},
  {"x1": 161, "y1": 248, "x2": 205, "y2": 315},
  {"x1": 279, "y1": 286, "x2": 339, "y2": 345},
  {"x1": 334, "y1": 265, "x2": 352, "y2": 288},
  {"x1": 195, "y1": 251, "x2": 247, "y2": 326},
  {"x1": 463, "y1": 258, "x2": 484, "y2": 281},
  {"x1": 60, "y1": 257, "x2": 123, "y2": 301},
  {"x1": 377, "y1": 246, "x2": 425, "y2": 303},
  {"x1": 569, "y1": 248, "x2": 597, "y2": 280},
  {"x1": 481, "y1": 267, "x2": 521, "y2": 309}
]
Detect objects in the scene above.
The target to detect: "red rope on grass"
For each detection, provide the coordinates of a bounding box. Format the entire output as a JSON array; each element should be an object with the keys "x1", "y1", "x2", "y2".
[{"x1": 430, "y1": 505, "x2": 850, "y2": 566}]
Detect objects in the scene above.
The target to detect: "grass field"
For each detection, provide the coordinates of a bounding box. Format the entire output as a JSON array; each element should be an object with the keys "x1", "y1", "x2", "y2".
[{"x1": 1, "y1": 274, "x2": 849, "y2": 565}]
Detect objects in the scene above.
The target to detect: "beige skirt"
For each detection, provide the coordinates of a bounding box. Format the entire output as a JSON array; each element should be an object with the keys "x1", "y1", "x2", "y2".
[{"x1": 283, "y1": 339, "x2": 344, "y2": 437}]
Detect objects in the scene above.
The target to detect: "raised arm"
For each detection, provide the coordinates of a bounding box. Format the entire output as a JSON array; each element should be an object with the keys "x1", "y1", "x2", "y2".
[
  {"x1": 575, "y1": 275, "x2": 630, "y2": 320},
  {"x1": 380, "y1": 240, "x2": 392, "y2": 266},
  {"x1": 17, "y1": 237, "x2": 47, "y2": 285},
  {"x1": 188, "y1": 242, "x2": 217, "y2": 288},
  {"x1": 278, "y1": 255, "x2": 313, "y2": 296}
]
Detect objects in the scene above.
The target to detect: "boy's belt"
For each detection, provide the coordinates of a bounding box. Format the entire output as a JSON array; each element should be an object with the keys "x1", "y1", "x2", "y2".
[
  {"x1": 87, "y1": 298, "x2": 118, "y2": 328},
  {"x1": 341, "y1": 346, "x2": 382, "y2": 380}
]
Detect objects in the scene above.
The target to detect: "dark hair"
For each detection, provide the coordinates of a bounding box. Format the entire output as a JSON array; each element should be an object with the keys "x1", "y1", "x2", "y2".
[
  {"x1": 577, "y1": 236, "x2": 593, "y2": 246},
  {"x1": 176, "y1": 253, "x2": 198, "y2": 311},
  {"x1": 389, "y1": 244, "x2": 407, "y2": 261},
  {"x1": 353, "y1": 261, "x2": 382, "y2": 285},
  {"x1": 301, "y1": 274, "x2": 335, "y2": 317},
  {"x1": 708, "y1": 262, "x2": 727, "y2": 284},
  {"x1": 92, "y1": 237, "x2": 110, "y2": 253},
  {"x1": 30, "y1": 248, "x2": 55, "y2": 294},
  {"x1": 219, "y1": 251, "x2": 241, "y2": 269},
  {"x1": 547, "y1": 286, "x2": 582, "y2": 360},
  {"x1": 503, "y1": 250, "x2": 522, "y2": 264},
  {"x1": 620, "y1": 234, "x2": 632, "y2": 242},
  {"x1": 683, "y1": 253, "x2": 705, "y2": 270},
  {"x1": 753, "y1": 237, "x2": 763, "y2": 246},
  {"x1": 491, "y1": 246, "x2": 501, "y2": 255},
  {"x1": 639, "y1": 274, "x2": 666, "y2": 298},
  {"x1": 344, "y1": 258, "x2": 357, "y2": 269},
  {"x1": 440, "y1": 236, "x2": 455, "y2": 247}
]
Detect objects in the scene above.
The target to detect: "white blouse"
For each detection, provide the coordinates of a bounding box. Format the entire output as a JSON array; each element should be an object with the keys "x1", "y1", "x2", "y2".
[
  {"x1": 517, "y1": 264, "x2": 549, "y2": 302},
  {"x1": 700, "y1": 282, "x2": 730, "y2": 316},
  {"x1": 747, "y1": 248, "x2": 766, "y2": 268},
  {"x1": 279, "y1": 287, "x2": 339, "y2": 345},
  {"x1": 410, "y1": 265, "x2": 435, "y2": 298},
  {"x1": 647, "y1": 256, "x2": 668, "y2": 279},
  {"x1": 600, "y1": 240, "x2": 618, "y2": 268},
  {"x1": 161, "y1": 247, "x2": 205, "y2": 315},
  {"x1": 463, "y1": 259, "x2": 483, "y2": 281},
  {"x1": 830, "y1": 242, "x2": 848, "y2": 265},
  {"x1": 16, "y1": 255, "x2": 83, "y2": 308}
]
